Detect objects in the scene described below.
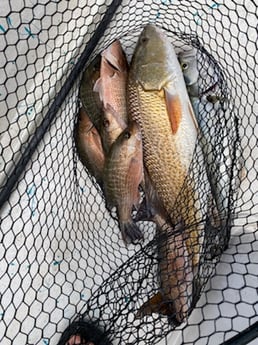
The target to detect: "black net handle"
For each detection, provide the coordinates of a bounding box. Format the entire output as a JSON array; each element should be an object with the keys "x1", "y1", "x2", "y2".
[
  {"x1": 0, "y1": 0, "x2": 122, "y2": 210},
  {"x1": 223, "y1": 321, "x2": 258, "y2": 345}
]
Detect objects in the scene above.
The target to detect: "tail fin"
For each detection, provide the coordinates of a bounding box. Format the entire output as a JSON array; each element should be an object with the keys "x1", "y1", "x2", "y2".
[
  {"x1": 135, "y1": 292, "x2": 175, "y2": 318},
  {"x1": 134, "y1": 196, "x2": 153, "y2": 222},
  {"x1": 120, "y1": 220, "x2": 143, "y2": 244}
]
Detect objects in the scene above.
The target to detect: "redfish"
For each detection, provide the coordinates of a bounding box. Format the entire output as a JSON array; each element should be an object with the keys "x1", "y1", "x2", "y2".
[{"x1": 128, "y1": 24, "x2": 208, "y2": 322}]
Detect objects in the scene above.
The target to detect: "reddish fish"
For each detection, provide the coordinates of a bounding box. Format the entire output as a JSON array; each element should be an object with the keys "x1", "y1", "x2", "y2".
[
  {"x1": 74, "y1": 107, "x2": 105, "y2": 187},
  {"x1": 103, "y1": 121, "x2": 143, "y2": 244},
  {"x1": 100, "y1": 103, "x2": 127, "y2": 154},
  {"x1": 94, "y1": 40, "x2": 128, "y2": 152},
  {"x1": 79, "y1": 55, "x2": 103, "y2": 132}
]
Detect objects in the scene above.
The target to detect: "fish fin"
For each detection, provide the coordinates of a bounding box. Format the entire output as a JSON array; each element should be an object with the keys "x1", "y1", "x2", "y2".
[
  {"x1": 187, "y1": 101, "x2": 199, "y2": 131},
  {"x1": 164, "y1": 90, "x2": 182, "y2": 134},
  {"x1": 102, "y1": 48, "x2": 120, "y2": 72},
  {"x1": 104, "y1": 103, "x2": 127, "y2": 130},
  {"x1": 134, "y1": 196, "x2": 154, "y2": 222},
  {"x1": 136, "y1": 292, "x2": 174, "y2": 318},
  {"x1": 134, "y1": 196, "x2": 152, "y2": 222},
  {"x1": 120, "y1": 220, "x2": 143, "y2": 244},
  {"x1": 93, "y1": 78, "x2": 102, "y2": 99},
  {"x1": 132, "y1": 189, "x2": 141, "y2": 211}
]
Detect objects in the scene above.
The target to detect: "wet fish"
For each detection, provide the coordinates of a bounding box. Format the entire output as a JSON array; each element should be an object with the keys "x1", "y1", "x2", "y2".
[
  {"x1": 136, "y1": 222, "x2": 193, "y2": 323},
  {"x1": 74, "y1": 107, "x2": 105, "y2": 187},
  {"x1": 103, "y1": 121, "x2": 144, "y2": 244},
  {"x1": 136, "y1": 172, "x2": 193, "y2": 321},
  {"x1": 128, "y1": 24, "x2": 208, "y2": 322},
  {"x1": 178, "y1": 48, "x2": 202, "y2": 122},
  {"x1": 100, "y1": 103, "x2": 127, "y2": 153},
  {"x1": 94, "y1": 40, "x2": 128, "y2": 150},
  {"x1": 178, "y1": 49, "x2": 199, "y2": 97},
  {"x1": 135, "y1": 172, "x2": 193, "y2": 323},
  {"x1": 128, "y1": 24, "x2": 204, "y2": 262},
  {"x1": 178, "y1": 49, "x2": 230, "y2": 219},
  {"x1": 79, "y1": 55, "x2": 103, "y2": 132}
]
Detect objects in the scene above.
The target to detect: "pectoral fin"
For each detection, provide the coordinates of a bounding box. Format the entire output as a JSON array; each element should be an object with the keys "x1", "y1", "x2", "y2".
[
  {"x1": 136, "y1": 292, "x2": 175, "y2": 318},
  {"x1": 164, "y1": 90, "x2": 182, "y2": 134},
  {"x1": 187, "y1": 101, "x2": 199, "y2": 131},
  {"x1": 93, "y1": 78, "x2": 102, "y2": 100}
]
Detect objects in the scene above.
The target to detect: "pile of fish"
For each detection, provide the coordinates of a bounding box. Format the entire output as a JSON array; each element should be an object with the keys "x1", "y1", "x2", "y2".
[{"x1": 75, "y1": 24, "x2": 225, "y2": 324}]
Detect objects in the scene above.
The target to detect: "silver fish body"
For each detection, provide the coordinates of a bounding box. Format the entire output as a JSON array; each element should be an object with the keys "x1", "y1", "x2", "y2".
[{"x1": 179, "y1": 48, "x2": 230, "y2": 219}]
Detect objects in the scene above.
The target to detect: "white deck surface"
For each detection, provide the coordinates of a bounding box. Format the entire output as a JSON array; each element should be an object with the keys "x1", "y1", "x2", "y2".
[{"x1": 0, "y1": 1, "x2": 257, "y2": 344}]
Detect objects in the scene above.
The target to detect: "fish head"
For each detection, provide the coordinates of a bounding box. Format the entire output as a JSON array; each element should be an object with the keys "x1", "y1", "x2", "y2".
[
  {"x1": 130, "y1": 24, "x2": 177, "y2": 91},
  {"x1": 114, "y1": 121, "x2": 142, "y2": 157},
  {"x1": 178, "y1": 49, "x2": 198, "y2": 86},
  {"x1": 101, "y1": 40, "x2": 128, "y2": 73},
  {"x1": 94, "y1": 53, "x2": 127, "y2": 112},
  {"x1": 102, "y1": 104, "x2": 127, "y2": 134}
]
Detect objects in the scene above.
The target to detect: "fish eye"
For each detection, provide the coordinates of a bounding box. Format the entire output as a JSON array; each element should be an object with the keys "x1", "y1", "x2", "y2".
[
  {"x1": 181, "y1": 63, "x2": 188, "y2": 70},
  {"x1": 103, "y1": 119, "x2": 110, "y2": 127},
  {"x1": 141, "y1": 36, "x2": 149, "y2": 44},
  {"x1": 124, "y1": 131, "x2": 131, "y2": 139}
]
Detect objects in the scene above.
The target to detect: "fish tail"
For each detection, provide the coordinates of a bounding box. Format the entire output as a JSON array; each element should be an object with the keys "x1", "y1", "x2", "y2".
[
  {"x1": 134, "y1": 196, "x2": 153, "y2": 222},
  {"x1": 120, "y1": 220, "x2": 143, "y2": 244},
  {"x1": 136, "y1": 291, "x2": 190, "y2": 324},
  {"x1": 135, "y1": 292, "x2": 174, "y2": 319}
]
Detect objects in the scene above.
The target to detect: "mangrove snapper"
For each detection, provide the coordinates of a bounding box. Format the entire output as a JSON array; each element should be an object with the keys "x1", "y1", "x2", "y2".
[
  {"x1": 79, "y1": 55, "x2": 103, "y2": 132},
  {"x1": 103, "y1": 121, "x2": 143, "y2": 244},
  {"x1": 74, "y1": 107, "x2": 105, "y2": 187},
  {"x1": 94, "y1": 40, "x2": 128, "y2": 126}
]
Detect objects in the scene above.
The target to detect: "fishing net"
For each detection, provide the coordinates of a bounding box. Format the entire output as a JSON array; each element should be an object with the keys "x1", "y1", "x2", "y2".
[{"x1": 0, "y1": 1, "x2": 257, "y2": 344}]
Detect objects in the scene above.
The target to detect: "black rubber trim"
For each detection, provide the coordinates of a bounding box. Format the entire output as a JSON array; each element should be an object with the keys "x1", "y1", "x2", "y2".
[{"x1": 0, "y1": 0, "x2": 122, "y2": 210}]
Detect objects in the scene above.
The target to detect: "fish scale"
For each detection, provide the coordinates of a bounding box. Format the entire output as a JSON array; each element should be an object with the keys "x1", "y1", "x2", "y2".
[
  {"x1": 127, "y1": 24, "x2": 210, "y2": 268},
  {"x1": 128, "y1": 24, "x2": 211, "y2": 323},
  {"x1": 128, "y1": 83, "x2": 203, "y2": 266},
  {"x1": 103, "y1": 122, "x2": 143, "y2": 244},
  {"x1": 129, "y1": 86, "x2": 193, "y2": 196}
]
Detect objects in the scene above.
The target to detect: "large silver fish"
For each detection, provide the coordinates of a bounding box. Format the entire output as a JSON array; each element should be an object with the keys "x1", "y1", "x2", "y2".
[
  {"x1": 178, "y1": 48, "x2": 230, "y2": 220},
  {"x1": 128, "y1": 24, "x2": 208, "y2": 322}
]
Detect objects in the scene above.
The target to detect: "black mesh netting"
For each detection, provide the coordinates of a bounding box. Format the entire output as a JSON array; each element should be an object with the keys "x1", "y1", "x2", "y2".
[{"x1": 0, "y1": 1, "x2": 257, "y2": 345}]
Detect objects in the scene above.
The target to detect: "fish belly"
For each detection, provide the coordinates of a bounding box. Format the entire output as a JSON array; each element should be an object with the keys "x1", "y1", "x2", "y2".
[
  {"x1": 128, "y1": 84, "x2": 194, "y2": 216},
  {"x1": 128, "y1": 83, "x2": 206, "y2": 266}
]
